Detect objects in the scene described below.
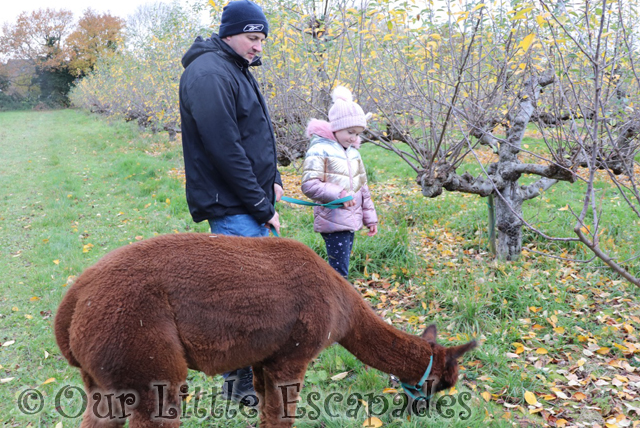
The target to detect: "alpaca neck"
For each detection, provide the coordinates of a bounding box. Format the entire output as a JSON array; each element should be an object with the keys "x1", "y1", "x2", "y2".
[{"x1": 338, "y1": 300, "x2": 433, "y2": 384}]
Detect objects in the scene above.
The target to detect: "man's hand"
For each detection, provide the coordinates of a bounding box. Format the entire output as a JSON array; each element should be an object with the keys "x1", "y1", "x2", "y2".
[
  {"x1": 274, "y1": 183, "x2": 284, "y2": 202},
  {"x1": 266, "y1": 211, "x2": 280, "y2": 235}
]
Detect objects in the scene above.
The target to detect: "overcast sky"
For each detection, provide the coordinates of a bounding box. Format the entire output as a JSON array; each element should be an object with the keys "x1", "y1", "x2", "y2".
[{"x1": 1, "y1": 0, "x2": 209, "y2": 25}]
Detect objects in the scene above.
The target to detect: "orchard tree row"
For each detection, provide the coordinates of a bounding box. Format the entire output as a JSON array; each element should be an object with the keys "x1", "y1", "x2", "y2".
[{"x1": 23, "y1": 0, "x2": 640, "y2": 284}]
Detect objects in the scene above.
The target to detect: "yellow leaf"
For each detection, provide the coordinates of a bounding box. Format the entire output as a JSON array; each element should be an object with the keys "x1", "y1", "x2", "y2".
[
  {"x1": 554, "y1": 327, "x2": 565, "y2": 335},
  {"x1": 573, "y1": 392, "x2": 587, "y2": 401},
  {"x1": 363, "y1": 417, "x2": 383, "y2": 428},
  {"x1": 30, "y1": 296, "x2": 40, "y2": 302},
  {"x1": 53, "y1": 259, "x2": 60, "y2": 265},
  {"x1": 42, "y1": 378, "x2": 56, "y2": 385},
  {"x1": 536, "y1": 348, "x2": 548, "y2": 354},
  {"x1": 558, "y1": 205, "x2": 569, "y2": 211},
  {"x1": 536, "y1": 15, "x2": 547, "y2": 26},
  {"x1": 473, "y1": 3, "x2": 486, "y2": 11},
  {"x1": 519, "y1": 33, "x2": 536, "y2": 52},
  {"x1": 481, "y1": 391, "x2": 492, "y2": 402},
  {"x1": 430, "y1": 34, "x2": 441, "y2": 41},
  {"x1": 596, "y1": 347, "x2": 610, "y2": 355},
  {"x1": 456, "y1": 12, "x2": 469, "y2": 23},
  {"x1": 12, "y1": 307, "x2": 19, "y2": 312},
  {"x1": 524, "y1": 390, "x2": 538, "y2": 405},
  {"x1": 382, "y1": 388, "x2": 398, "y2": 394},
  {"x1": 512, "y1": 7, "x2": 535, "y2": 20},
  {"x1": 25, "y1": 314, "x2": 33, "y2": 320}
]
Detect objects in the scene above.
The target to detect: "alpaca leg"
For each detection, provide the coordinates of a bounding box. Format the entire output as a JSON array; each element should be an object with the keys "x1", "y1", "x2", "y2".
[
  {"x1": 125, "y1": 351, "x2": 188, "y2": 428},
  {"x1": 252, "y1": 364, "x2": 266, "y2": 425},
  {"x1": 252, "y1": 364, "x2": 265, "y2": 404},
  {"x1": 126, "y1": 385, "x2": 182, "y2": 428},
  {"x1": 261, "y1": 362, "x2": 308, "y2": 428},
  {"x1": 79, "y1": 370, "x2": 126, "y2": 428}
]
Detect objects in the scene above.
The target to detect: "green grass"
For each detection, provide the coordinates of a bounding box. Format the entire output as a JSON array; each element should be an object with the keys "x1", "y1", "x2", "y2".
[{"x1": 1, "y1": 110, "x2": 640, "y2": 427}]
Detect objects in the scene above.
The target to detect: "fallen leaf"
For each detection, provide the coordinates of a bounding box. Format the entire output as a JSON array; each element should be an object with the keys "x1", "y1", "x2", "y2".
[
  {"x1": 573, "y1": 392, "x2": 587, "y2": 401},
  {"x1": 2, "y1": 340, "x2": 15, "y2": 347},
  {"x1": 330, "y1": 372, "x2": 349, "y2": 381},
  {"x1": 524, "y1": 390, "x2": 538, "y2": 405},
  {"x1": 42, "y1": 378, "x2": 56, "y2": 385},
  {"x1": 363, "y1": 416, "x2": 383, "y2": 427},
  {"x1": 481, "y1": 391, "x2": 492, "y2": 402}
]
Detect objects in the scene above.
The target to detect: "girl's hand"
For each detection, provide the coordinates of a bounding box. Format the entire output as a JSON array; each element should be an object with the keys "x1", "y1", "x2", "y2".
[
  {"x1": 339, "y1": 190, "x2": 356, "y2": 207},
  {"x1": 367, "y1": 224, "x2": 378, "y2": 236}
]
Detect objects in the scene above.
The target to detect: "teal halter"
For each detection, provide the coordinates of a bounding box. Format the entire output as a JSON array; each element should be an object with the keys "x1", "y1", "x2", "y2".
[{"x1": 400, "y1": 355, "x2": 434, "y2": 401}]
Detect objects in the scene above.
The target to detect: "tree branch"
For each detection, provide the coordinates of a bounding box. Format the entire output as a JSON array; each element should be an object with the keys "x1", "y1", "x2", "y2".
[
  {"x1": 521, "y1": 177, "x2": 558, "y2": 201},
  {"x1": 575, "y1": 228, "x2": 640, "y2": 286}
]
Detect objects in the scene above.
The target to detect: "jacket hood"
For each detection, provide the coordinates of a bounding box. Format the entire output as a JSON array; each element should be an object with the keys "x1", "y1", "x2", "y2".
[
  {"x1": 181, "y1": 33, "x2": 262, "y2": 69},
  {"x1": 306, "y1": 119, "x2": 361, "y2": 149}
]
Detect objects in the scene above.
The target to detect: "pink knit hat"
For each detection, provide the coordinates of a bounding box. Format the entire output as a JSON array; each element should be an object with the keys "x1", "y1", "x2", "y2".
[{"x1": 328, "y1": 86, "x2": 370, "y2": 132}]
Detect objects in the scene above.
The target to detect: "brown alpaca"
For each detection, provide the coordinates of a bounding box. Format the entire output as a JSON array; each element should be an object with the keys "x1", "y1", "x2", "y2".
[{"x1": 55, "y1": 233, "x2": 476, "y2": 428}]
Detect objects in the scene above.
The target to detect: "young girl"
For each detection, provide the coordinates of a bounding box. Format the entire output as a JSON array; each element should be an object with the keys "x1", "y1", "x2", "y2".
[{"x1": 301, "y1": 86, "x2": 378, "y2": 278}]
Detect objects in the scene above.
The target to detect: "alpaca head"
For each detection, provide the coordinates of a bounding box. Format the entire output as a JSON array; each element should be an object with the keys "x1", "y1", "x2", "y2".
[{"x1": 404, "y1": 324, "x2": 477, "y2": 401}]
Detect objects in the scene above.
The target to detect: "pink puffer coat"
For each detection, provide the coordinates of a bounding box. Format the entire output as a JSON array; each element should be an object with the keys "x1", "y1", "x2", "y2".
[{"x1": 301, "y1": 119, "x2": 378, "y2": 233}]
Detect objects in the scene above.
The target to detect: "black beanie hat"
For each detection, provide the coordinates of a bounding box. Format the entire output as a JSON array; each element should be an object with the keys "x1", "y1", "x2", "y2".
[{"x1": 219, "y1": 0, "x2": 269, "y2": 38}]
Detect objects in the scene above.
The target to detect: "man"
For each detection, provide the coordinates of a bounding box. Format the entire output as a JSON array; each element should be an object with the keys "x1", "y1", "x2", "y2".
[{"x1": 179, "y1": 0, "x2": 282, "y2": 406}]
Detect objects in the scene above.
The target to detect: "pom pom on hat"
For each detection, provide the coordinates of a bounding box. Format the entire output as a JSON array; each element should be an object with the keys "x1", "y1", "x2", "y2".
[
  {"x1": 331, "y1": 85, "x2": 354, "y2": 104},
  {"x1": 219, "y1": 0, "x2": 269, "y2": 38},
  {"x1": 328, "y1": 86, "x2": 370, "y2": 132}
]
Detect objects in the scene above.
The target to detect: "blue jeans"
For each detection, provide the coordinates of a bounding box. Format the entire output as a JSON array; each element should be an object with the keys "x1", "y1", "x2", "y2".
[
  {"x1": 321, "y1": 231, "x2": 355, "y2": 278},
  {"x1": 208, "y1": 214, "x2": 269, "y2": 237}
]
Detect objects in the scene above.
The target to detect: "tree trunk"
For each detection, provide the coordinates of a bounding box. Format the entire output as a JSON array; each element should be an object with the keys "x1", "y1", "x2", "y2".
[{"x1": 494, "y1": 183, "x2": 524, "y2": 261}]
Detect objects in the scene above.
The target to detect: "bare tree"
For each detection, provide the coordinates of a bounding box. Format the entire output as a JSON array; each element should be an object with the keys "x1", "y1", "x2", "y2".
[{"x1": 351, "y1": 0, "x2": 639, "y2": 282}]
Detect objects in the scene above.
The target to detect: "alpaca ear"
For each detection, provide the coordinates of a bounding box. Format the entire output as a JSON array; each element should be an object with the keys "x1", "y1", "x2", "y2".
[
  {"x1": 421, "y1": 324, "x2": 438, "y2": 343},
  {"x1": 446, "y1": 340, "x2": 477, "y2": 363}
]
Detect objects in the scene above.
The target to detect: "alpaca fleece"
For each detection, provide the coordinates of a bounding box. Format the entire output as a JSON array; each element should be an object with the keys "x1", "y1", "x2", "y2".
[{"x1": 55, "y1": 233, "x2": 475, "y2": 427}]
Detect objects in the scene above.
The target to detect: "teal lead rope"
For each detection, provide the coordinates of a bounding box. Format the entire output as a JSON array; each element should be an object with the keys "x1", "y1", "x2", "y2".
[
  {"x1": 269, "y1": 195, "x2": 354, "y2": 237},
  {"x1": 280, "y1": 195, "x2": 354, "y2": 209}
]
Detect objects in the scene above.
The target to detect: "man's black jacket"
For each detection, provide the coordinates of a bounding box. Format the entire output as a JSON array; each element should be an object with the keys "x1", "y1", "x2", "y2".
[{"x1": 179, "y1": 33, "x2": 281, "y2": 224}]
